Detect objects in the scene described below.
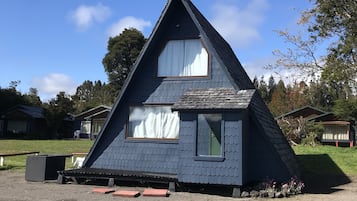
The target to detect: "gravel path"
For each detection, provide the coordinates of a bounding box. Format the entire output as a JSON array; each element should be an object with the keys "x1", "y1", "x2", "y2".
[{"x1": 1, "y1": 170, "x2": 357, "y2": 201}]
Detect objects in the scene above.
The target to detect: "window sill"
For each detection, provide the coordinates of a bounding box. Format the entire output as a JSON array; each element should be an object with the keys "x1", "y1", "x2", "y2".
[{"x1": 194, "y1": 156, "x2": 225, "y2": 162}]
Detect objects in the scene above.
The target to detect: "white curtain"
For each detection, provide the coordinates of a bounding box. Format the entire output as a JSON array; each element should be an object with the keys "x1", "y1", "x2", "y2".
[
  {"x1": 158, "y1": 39, "x2": 208, "y2": 77},
  {"x1": 129, "y1": 106, "x2": 179, "y2": 139}
]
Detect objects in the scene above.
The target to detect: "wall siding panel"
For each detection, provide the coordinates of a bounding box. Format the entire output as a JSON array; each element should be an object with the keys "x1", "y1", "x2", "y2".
[{"x1": 178, "y1": 113, "x2": 243, "y2": 185}]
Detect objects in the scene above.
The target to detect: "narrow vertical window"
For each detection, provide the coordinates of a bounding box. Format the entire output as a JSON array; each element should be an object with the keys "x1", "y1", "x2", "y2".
[{"x1": 197, "y1": 114, "x2": 222, "y2": 156}]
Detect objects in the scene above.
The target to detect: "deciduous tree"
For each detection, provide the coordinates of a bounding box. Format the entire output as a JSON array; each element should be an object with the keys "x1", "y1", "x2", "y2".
[
  {"x1": 102, "y1": 28, "x2": 146, "y2": 97},
  {"x1": 302, "y1": 0, "x2": 357, "y2": 87}
]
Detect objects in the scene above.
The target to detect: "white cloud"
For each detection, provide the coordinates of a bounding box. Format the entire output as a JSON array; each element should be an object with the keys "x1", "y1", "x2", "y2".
[
  {"x1": 107, "y1": 16, "x2": 151, "y2": 37},
  {"x1": 31, "y1": 73, "x2": 77, "y2": 101},
  {"x1": 211, "y1": 0, "x2": 269, "y2": 48},
  {"x1": 70, "y1": 3, "x2": 111, "y2": 30},
  {"x1": 242, "y1": 57, "x2": 276, "y2": 81}
]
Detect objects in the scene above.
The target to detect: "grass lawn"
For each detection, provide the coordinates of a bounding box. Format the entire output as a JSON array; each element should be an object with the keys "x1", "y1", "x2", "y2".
[
  {"x1": 0, "y1": 139, "x2": 94, "y2": 171},
  {"x1": 293, "y1": 145, "x2": 357, "y2": 176},
  {"x1": 1, "y1": 139, "x2": 356, "y2": 178}
]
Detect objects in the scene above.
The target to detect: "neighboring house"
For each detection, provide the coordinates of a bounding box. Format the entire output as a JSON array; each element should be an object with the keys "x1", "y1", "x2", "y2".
[
  {"x1": 74, "y1": 105, "x2": 111, "y2": 139},
  {"x1": 60, "y1": 0, "x2": 299, "y2": 194},
  {"x1": 0, "y1": 104, "x2": 46, "y2": 138},
  {"x1": 277, "y1": 105, "x2": 355, "y2": 147}
]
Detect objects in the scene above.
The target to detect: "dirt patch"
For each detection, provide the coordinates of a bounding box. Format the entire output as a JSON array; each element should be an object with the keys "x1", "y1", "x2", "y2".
[{"x1": 1, "y1": 170, "x2": 357, "y2": 201}]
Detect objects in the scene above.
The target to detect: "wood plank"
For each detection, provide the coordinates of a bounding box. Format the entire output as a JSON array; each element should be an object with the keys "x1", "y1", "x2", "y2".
[{"x1": 0, "y1": 151, "x2": 39, "y2": 157}]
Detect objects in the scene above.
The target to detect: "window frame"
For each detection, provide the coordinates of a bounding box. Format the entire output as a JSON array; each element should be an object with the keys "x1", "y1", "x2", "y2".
[
  {"x1": 194, "y1": 113, "x2": 225, "y2": 161},
  {"x1": 125, "y1": 104, "x2": 180, "y2": 142},
  {"x1": 157, "y1": 38, "x2": 210, "y2": 79}
]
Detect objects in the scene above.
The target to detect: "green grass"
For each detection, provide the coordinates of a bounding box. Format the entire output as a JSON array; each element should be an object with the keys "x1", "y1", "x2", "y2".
[
  {"x1": 1, "y1": 140, "x2": 356, "y2": 177},
  {"x1": 293, "y1": 145, "x2": 357, "y2": 175},
  {"x1": 0, "y1": 139, "x2": 94, "y2": 171}
]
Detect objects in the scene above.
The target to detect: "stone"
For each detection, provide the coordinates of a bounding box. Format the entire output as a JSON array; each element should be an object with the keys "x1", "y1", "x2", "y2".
[
  {"x1": 268, "y1": 191, "x2": 275, "y2": 198},
  {"x1": 282, "y1": 188, "x2": 289, "y2": 197},
  {"x1": 250, "y1": 190, "x2": 259, "y2": 198},
  {"x1": 275, "y1": 191, "x2": 284, "y2": 198},
  {"x1": 259, "y1": 190, "x2": 268, "y2": 198},
  {"x1": 232, "y1": 187, "x2": 241, "y2": 198},
  {"x1": 108, "y1": 178, "x2": 114, "y2": 187},
  {"x1": 241, "y1": 191, "x2": 250, "y2": 198}
]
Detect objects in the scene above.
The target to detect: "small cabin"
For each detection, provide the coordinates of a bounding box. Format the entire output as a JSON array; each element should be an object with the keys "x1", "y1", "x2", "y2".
[
  {"x1": 60, "y1": 0, "x2": 299, "y2": 195},
  {"x1": 0, "y1": 105, "x2": 47, "y2": 138},
  {"x1": 277, "y1": 106, "x2": 355, "y2": 147},
  {"x1": 74, "y1": 105, "x2": 111, "y2": 139}
]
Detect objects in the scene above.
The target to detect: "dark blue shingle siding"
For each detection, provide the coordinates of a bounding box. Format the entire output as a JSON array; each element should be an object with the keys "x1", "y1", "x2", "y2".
[
  {"x1": 178, "y1": 113, "x2": 243, "y2": 185},
  {"x1": 249, "y1": 92, "x2": 300, "y2": 178},
  {"x1": 82, "y1": 0, "x2": 299, "y2": 187}
]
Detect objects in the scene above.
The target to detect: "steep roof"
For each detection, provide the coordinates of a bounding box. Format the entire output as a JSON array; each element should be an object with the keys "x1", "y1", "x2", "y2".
[
  {"x1": 111, "y1": 0, "x2": 254, "y2": 110},
  {"x1": 2, "y1": 104, "x2": 44, "y2": 119},
  {"x1": 172, "y1": 88, "x2": 255, "y2": 110},
  {"x1": 84, "y1": 0, "x2": 299, "y2": 178},
  {"x1": 184, "y1": 0, "x2": 254, "y2": 90}
]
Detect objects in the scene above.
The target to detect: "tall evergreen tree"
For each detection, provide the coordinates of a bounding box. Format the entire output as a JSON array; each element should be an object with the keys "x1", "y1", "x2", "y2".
[
  {"x1": 269, "y1": 80, "x2": 288, "y2": 116},
  {"x1": 267, "y1": 75, "x2": 276, "y2": 102},
  {"x1": 252, "y1": 76, "x2": 259, "y2": 89},
  {"x1": 258, "y1": 76, "x2": 269, "y2": 103}
]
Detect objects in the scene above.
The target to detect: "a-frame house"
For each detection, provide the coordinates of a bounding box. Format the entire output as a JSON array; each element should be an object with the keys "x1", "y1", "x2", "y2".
[{"x1": 60, "y1": 0, "x2": 299, "y2": 193}]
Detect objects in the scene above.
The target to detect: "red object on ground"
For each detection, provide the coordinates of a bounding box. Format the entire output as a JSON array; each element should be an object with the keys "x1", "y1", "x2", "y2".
[
  {"x1": 142, "y1": 188, "x2": 169, "y2": 197},
  {"x1": 112, "y1": 190, "x2": 141, "y2": 197},
  {"x1": 92, "y1": 188, "x2": 115, "y2": 194}
]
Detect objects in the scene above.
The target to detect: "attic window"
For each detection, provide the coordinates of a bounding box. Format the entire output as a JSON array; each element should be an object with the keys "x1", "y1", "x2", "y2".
[{"x1": 158, "y1": 39, "x2": 208, "y2": 77}]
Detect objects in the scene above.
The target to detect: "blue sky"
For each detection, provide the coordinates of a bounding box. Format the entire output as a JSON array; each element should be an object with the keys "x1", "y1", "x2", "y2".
[{"x1": 0, "y1": 0, "x2": 313, "y2": 101}]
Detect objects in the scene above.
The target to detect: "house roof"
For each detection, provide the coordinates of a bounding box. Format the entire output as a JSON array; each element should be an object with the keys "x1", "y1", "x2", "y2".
[
  {"x1": 84, "y1": 109, "x2": 111, "y2": 120},
  {"x1": 111, "y1": 0, "x2": 254, "y2": 111},
  {"x1": 275, "y1": 105, "x2": 326, "y2": 119},
  {"x1": 276, "y1": 105, "x2": 344, "y2": 123},
  {"x1": 2, "y1": 104, "x2": 44, "y2": 119},
  {"x1": 172, "y1": 88, "x2": 255, "y2": 110},
  {"x1": 185, "y1": 1, "x2": 254, "y2": 90},
  {"x1": 307, "y1": 112, "x2": 339, "y2": 122},
  {"x1": 75, "y1": 105, "x2": 111, "y2": 119}
]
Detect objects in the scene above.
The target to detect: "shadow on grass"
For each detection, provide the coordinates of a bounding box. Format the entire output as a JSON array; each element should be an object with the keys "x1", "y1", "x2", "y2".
[{"x1": 297, "y1": 154, "x2": 351, "y2": 194}]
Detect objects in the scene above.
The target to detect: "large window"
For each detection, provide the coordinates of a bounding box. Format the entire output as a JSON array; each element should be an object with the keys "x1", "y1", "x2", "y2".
[
  {"x1": 91, "y1": 119, "x2": 106, "y2": 135},
  {"x1": 7, "y1": 120, "x2": 27, "y2": 134},
  {"x1": 80, "y1": 121, "x2": 91, "y2": 134},
  {"x1": 158, "y1": 39, "x2": 208, "y2": 77},
  {"x1": 128, "y1": 106, "x2": 179, "y2": 139},
  {"x1": 196, "y1": 114, "x2": 222, "y2": 156}
]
